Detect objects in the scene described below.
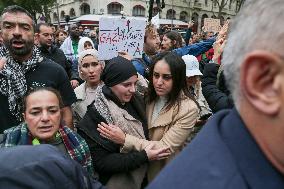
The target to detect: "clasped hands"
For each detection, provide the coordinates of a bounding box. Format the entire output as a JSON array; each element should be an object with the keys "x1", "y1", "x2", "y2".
[{"x1": 97, "y1": 122, "x2": 171, "y2": 161}]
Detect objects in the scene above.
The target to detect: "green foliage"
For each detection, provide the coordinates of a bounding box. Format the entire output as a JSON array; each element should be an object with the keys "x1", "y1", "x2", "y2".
[{"x1": 0, "y1": 0, "x2": 56, "y2": 23}]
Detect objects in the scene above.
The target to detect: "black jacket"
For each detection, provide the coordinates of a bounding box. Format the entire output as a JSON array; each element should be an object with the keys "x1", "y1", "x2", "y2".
[
  {"x1": 0, "y1": 145, "x2": 105, "y2": 189},
  {"x1": 147, "y1": 109, "x2": 284, "y2": 189},
  {"x1": 201, "y1": 63, "x2": 234, "y2": 113},
  {"x1": 77, "y1": 86, "x2": 149, "y2": 185},
  {"x1": 39, "y1": 45, "x2": 72, "y2": 78}
]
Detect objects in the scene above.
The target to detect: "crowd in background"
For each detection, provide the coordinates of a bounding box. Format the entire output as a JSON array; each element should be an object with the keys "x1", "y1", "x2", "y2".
[{"x1": 3, "y1": 2, "x2": 280, "y2": 188}]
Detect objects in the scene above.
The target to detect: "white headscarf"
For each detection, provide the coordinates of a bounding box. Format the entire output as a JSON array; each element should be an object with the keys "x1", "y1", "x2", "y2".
[
  {"x1": 78, "y1": 49, "x2": 105, "y2": 80},
  {"x1": 77, "y1": 37, "x2": 95, "y2": 54}
]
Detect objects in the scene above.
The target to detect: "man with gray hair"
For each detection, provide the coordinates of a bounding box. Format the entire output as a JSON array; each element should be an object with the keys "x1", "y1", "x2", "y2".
[{"x1": 147, "y1": 1, "x2": 284, "y2": 188}]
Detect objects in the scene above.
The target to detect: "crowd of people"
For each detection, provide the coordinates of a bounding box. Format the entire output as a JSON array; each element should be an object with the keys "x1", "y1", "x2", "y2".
[{"x1": 1, "y1": 0, "x2": 283, "y2": 188}]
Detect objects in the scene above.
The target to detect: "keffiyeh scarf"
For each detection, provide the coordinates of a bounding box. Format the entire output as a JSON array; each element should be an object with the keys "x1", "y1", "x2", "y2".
[
  {"x1": 1, "y1": 122, "x2": 94, "y2": 175},
  {"x1": 93, "y1": 85, "x2": 145, "y2": 140},
  {"x1": 0, "y1": 46, "x2": 43, "y2": 121},
  {"x1": 60, "y1": 36, "x2": 77, "y2": 61}
]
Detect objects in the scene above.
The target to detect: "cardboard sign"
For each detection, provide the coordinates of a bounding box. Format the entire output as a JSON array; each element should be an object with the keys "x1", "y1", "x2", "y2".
[
  {"x1": 203, "y1": 18, "x2": 221, "y2": 33},
  {"x1": 98, "y1": 17, "x2": 146, "y2": 60}
]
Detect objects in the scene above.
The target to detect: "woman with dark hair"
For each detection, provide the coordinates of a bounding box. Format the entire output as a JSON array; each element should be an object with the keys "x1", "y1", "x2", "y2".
[
  {"x1": 98, "y1": 52, "x2": 199, "y2": 181},
  {"x1": 54, "y1": 29, "x2": 67, "y2": 48},
  {"x1": 0, "y1": 87, "x2": 94, "y2": 176},
  {"x1": 77, "y1": 56, "x2": 169, "y2": 189},
  {"x1": 160, "y1": 31, "x2": 183, "y2": 52}
]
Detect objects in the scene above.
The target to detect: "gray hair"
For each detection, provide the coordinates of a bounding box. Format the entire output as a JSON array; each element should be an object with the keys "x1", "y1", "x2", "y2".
[{"x1": 223, "y1": 0, "x2": 284, "y2": 106}]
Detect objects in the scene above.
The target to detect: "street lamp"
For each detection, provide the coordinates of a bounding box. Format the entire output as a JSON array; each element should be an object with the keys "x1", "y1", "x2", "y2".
[
  {"x1": 171, "y1": 0, "x2": 173, "y2": 30},
  {"x1": 56, "y1": 0, "x2": 60, "y2": 28}
]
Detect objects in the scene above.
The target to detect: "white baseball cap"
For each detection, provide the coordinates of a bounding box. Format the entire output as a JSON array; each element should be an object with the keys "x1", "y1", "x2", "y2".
[{"x1": 182, "y1": 55, "x2": 203, "y2": 77}]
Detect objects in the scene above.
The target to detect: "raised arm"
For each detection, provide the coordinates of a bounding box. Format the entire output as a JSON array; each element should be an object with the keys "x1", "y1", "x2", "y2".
[{"x1": 173, "y1": 37, "x2": 216, "y2": 57}]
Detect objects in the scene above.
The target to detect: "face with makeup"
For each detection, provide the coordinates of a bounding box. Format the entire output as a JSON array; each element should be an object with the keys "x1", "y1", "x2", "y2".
[{"x1": 152, "y1": 59, "x2": 173, "y2": 97}]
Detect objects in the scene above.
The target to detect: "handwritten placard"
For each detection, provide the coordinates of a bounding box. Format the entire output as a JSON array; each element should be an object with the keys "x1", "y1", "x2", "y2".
[
  {"x1": 98, "y1": 17, "x2": 146, "y2": 60},
  {"x1": 203, "y1": 18, "x2": 221, "y2": 33}
]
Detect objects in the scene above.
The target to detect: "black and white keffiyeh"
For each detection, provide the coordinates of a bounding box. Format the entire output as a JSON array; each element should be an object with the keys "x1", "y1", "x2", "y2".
[{"x1": 0, "y1": 46, "x2": 43, "y2": 121}]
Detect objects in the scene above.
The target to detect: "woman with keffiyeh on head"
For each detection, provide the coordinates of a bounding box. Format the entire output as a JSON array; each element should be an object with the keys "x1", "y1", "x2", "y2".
[{"x1": 0, "y1": 87, "x2": 94, "y2": 176}]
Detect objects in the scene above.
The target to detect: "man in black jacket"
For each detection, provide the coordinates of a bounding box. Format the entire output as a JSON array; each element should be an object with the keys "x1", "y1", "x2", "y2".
[
  {"x1": 35, "y1": 23, "x2": 72, "y2": 78},
  {"x1": 201, "y1": 63, "x2": 234, "y2": 113}
]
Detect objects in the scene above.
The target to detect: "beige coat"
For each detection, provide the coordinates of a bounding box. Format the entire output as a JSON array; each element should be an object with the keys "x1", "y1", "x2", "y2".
[
  {"x1": 72, "y1": 82, "x2": 102, "y2": 125},
  {"x1": 121, "y1": 94, "x2": 199, "y2": 181}
]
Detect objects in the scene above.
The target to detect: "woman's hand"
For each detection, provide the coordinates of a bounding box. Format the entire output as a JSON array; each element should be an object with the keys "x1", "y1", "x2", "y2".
[
  {"x1": 212, "y1": 39, "x2": 227, "y2": 62},
  {"x1": 118, "y1": 51, "x2": 132, "y2": 60},
  {"x1": 70, "y1": 79, "x2": 79, "y2": 89},
  {"x1": 0, "y1": 57, "x2": 7, "y2": 70},
  {"x1": 145, "y1": 143, "x2": 171, "y2": 161},
  {"x1": 216, "y1": 20, "x2": 229, "y2": 41},
  {"x1": 188, "y1": 21, "x2": 194, "y2": 29},
  {"x1": 97, "y1": 122, "x2": 126, "y2": 145}
]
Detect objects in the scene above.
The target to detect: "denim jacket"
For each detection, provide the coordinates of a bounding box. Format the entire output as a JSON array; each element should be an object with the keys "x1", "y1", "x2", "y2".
[{"x1": 131, "y1": 37, "x2": 215, "y2": 78}]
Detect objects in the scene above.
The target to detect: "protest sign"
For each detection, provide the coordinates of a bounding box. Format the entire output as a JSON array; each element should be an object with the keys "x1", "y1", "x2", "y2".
[
  {"x1": 151, "y1": 13, "x2": 160, "y2": 28},
  {"x1": 203, "y1": 18, "x2": 221, "y2": 33},
  {"x1": 98, "y1": 17, "x2": 146, "y2": 60}
]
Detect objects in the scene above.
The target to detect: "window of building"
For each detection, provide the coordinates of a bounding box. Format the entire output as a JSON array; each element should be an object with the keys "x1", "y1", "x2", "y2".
[
  {"x1": 60, "y1": 11, "x2": 65, "y2": 20},
  {"x1": 166, "y1": 9, "x2": 176, "y2": 20},
  {"x1": 180, "y1": 11, "x2": 188, "y2": 22},
  {"x1": 191, "y1": 12, "x2": 199, "y2": 33},
  {"x1": 132, "y1": 5, "x2": 145, "y2": 17},
  {"x1": 201, "y1": 14, "x2": 208, "y2": 28},
  {"x1": 70, "y1": 8, "x2": 76, "y2": 18},
  {"x1": 80, "y1": 3, "x2": 90, "y2": 15},
  {"x1": 53, "y1": 12, "x2": 58, "y2": 21},
  {"x1": 107, "y1": 2, "x2": 123, "y2": 15}
]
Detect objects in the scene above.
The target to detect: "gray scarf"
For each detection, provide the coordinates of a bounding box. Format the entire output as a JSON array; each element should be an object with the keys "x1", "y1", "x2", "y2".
[
  {"x1": 93, "y1": 85, "x2": 147, "y2": 189},
  {"x1": 93, "y1": 85, "x2": 145, "y2": 140},
  {"x1": 0, "y1": 46, "x2": 43, "y2": 121}
]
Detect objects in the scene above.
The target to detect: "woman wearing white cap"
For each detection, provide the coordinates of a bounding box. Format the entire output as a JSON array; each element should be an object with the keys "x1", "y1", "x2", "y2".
[{"x1": 182, "y1": 55, "x2": 212, "y2": 140}]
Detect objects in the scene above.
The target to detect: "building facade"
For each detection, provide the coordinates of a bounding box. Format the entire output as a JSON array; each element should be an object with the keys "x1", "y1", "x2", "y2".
[{"x1": 50, "y1": 0, "x2": 238, "y2": 32}]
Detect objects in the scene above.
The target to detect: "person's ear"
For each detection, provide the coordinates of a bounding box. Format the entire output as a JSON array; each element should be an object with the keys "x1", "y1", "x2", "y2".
[
  {"x1": 34, "y1": 33, "x2": 39, "y2": 43},
  {"x1": 22, "y1": 113, "x2": 26, "y2": 121},
  {"x1": 240, "y1": 51, "x2": 283, "y2": 116},
  {"x1": 34, "y1": 32, "x2": 39, "y2": 38}
]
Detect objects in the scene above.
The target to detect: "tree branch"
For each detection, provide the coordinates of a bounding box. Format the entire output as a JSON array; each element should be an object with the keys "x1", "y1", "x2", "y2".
[{"x1": 223, "y1": 0, "x2": 229, "y2": 7}]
